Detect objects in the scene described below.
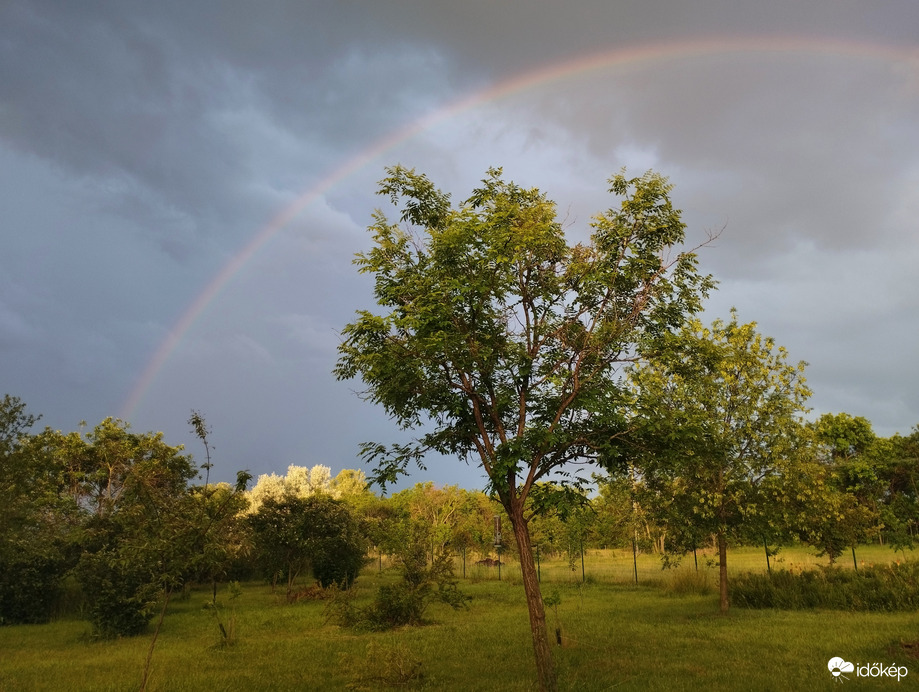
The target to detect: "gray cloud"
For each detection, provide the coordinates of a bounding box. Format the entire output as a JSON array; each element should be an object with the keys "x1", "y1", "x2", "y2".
[{"x1": 2, "y1": 0, "x2": 917, "y2": 490}]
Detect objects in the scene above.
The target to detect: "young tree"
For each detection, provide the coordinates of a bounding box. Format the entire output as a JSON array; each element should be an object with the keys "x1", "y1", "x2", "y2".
[
  {"x1": 625, "y1": 313, "x2": 811, "y2": 612},
  {"x1": 335, "y1": 166, "x2": 714, "y2": 689},
  {"x1": 804, "y1": 413, "x2": 883, "y2": 560}
]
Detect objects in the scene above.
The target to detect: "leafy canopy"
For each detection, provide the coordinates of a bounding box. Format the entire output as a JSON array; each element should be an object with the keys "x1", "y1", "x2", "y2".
[{"x1": 336, "y1": 166, "x2": 715, "y2": 505}]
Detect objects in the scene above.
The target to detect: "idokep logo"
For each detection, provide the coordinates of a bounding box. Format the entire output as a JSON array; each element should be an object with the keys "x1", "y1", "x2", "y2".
[
  {"x1": 828, "y1": 658, "x2": 855, "y2": 682},
  {"x1": 828, "y1": 657, "x2": 909, "y2": 683}
]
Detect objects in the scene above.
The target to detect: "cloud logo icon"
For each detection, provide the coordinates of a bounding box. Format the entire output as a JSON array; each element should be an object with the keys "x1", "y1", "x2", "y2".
[{"x1": 828, "y1": 657, "x2": 855, "y2": 681}]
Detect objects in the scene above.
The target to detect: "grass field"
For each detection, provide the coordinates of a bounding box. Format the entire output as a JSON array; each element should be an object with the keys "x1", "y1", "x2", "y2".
[{"x1": 1, "y1": 545, "x2": 916, "y2": 691}]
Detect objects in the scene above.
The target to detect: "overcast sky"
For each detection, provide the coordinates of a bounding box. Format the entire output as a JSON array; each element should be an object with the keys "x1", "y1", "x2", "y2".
[{"x1": 2, "y1": 0, "x2": 918, "y2": 492}]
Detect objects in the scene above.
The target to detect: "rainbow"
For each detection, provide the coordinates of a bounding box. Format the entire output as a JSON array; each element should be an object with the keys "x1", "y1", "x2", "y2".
[{"x1": 120, "y1": 34, "x2": 917, "y2": 419}]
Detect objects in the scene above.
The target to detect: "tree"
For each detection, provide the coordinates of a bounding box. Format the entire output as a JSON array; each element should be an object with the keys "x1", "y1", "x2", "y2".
[
  {"x1": 390, "y1": 482, "x2": 467, "y2": 555},
  {"x1": 0, "y1": 396, "x2": 81, "y2": 624},
  {"x1": 335, "y1": 166, "x2": 714, "y2": 689},
  {"x1": 249, "y1": 494, "x2": 366, "y2": 598},
  {"x1": 625, "y1": 313, "x2": 811, "y2": 612},
  {"x1": 805, "y1": 413, "x2": 883, "y2": 560},
  {"x1": 882, "y1": 428, "x2": 919, "y2": 549},
  {"x1": 304, "y1": 496, "x2": 368, "y2": 588},
  {"x1": 72, "y1": 418, "x2": 200, "y2": 638}
]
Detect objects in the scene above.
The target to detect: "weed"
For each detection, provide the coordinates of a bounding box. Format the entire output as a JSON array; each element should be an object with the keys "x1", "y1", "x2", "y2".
[
  {"x1": 203, "y1": 581, "x2": 242, "y2": 647},
  {"x1": 343, "y1": 640, "x2": 424, "y2": 690},
  {"x1": 666, "y1": 567, "x2": 713, "y2": 596}
]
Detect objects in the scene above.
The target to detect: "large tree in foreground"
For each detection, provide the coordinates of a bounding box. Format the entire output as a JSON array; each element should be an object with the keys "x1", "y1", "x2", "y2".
[{"x1": 335, "y1": 166, "x2": 714, "y2": 690}]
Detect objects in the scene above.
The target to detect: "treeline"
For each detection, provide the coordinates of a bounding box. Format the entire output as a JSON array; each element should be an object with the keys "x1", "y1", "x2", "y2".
[{"x1": 2, "y1": 393, "x2": 917, "y2": 636}]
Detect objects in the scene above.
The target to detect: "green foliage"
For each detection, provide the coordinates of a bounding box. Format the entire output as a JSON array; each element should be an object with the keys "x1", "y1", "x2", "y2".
[
  {"x1": 69, "y1": 419, "x2": 201, "y2": 638},
  {"x1": 307, "y1": 498, "x2": 368, "y2": 588},
  {"x1": 0, "y1": 549, "x2": 75, "y2": 625},
  {"x1": 337, "y1": 166, "x2": 715, "y2": 688},
  {"x1": 76, "y1": 549, "x2": 160, "y2": 638},
  {"x1": 623, "y1": 312, "x2": 812, "y2": 611},
  {"x1": 336, "y1": 166, "x2": 714, "y2": 498},
  {"x1": 731, "y1": 561, "x2": 919, "y2": 611},
  {"x1": 249, "y1": 494, "x2": 368, "y2": 597},
  {"x1": 0, "y1": 397, "x2": 82, "y2": 624},
  {"x1": 334, "y1": 525, "x2": 467, "y2": 631}
]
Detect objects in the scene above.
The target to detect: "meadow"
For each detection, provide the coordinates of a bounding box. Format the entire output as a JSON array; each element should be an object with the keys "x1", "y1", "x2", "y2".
[{"x1": 0, "y1": 545, "x2": 916, "y2": 691}]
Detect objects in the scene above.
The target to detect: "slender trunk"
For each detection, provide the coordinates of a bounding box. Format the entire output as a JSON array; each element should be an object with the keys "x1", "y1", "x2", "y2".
[
  {"x1": 717, "y1": 531, "x2": 729, "y2": 614},
  {"x1": 508, "y1": 501, "x2": 557, "y2": 692},
  {"x1": 140, "y1": 588, "x2": 172, "y2": 692}
]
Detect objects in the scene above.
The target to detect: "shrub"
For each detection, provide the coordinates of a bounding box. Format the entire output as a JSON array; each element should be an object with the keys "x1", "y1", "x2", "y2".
[
  {"x1": 75, "y1": 551, "x2": 159, "y2": 638},
  {"x1": 0, "y1": 548, "x2": 73, "y2": 625},
  {"x1": 333, "y1": 530, "x2": 468, "y2": 631},
  {"x1": 731, "y1": 561, "x2": 919, "y2": 611}
]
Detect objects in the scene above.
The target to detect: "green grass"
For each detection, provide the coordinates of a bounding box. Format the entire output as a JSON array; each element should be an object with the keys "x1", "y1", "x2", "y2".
[{"x1": 1, "y1": 546, "x2": 916, "y2": 691}]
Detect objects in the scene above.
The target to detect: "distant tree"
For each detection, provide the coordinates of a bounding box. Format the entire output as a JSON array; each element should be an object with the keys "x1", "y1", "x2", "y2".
[
  {"x1": 247, "y1": 464, "x2": 332, "y2": 510},
  {"x1": 304, "y1": 496, "x2": 368, "y2": 588},
  {"x1": 591, "y1": 473, "x2": 661, "y2": 553},
  {"x1": 390, "y1": 483, "x2": 468, "y2": 554},
  {"x1": 335, "y1": 166, "x2": 714, "y2": 689},
  {"x1": 249, "y1": 494, "x2": 366, "y2": 598},
  {"x1": 801, "y1": 413, "x2": 884, "y2": 561},
  {"x1": 186, "y1": 412, "x2": 252, "y2": 594},
  {"x1": 882, "y1": 428, "x2": 919, "y2": 549},
  {"x1": 331, "y1": 468, "x2": 370, "y2": 499},
  {"x1": 625, "y1": 313, "x2": 811, "y2": 613}
]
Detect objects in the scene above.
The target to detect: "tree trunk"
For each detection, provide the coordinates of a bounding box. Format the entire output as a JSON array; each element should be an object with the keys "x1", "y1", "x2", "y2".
[
  {"x1": 508, "y1": 501, "x2": 558, "y2": 692},
  {"x1": 717, "y1": 530, "x2": 729, "y2": 614}
]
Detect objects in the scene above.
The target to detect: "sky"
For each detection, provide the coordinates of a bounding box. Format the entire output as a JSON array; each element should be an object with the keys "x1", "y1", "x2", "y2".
[{"x1": 2, "y1": 0, "x2": 918, "y2": 492}]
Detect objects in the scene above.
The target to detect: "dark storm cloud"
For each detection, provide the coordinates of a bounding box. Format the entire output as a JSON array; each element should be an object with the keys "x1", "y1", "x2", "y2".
[{"x1": 2, "y1": 0, "x2": 917, "y2": 487}]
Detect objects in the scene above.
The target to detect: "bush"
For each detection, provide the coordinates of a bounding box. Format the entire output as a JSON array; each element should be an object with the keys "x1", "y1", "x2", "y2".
[
  {"x1": 731, "y1": 561, "x2": 919, "y2": 611},
  {"x1": 0, "y1": 545, "x2": 76, "y2": 625},
  {"x1": 333, "y1": 531, "x2": 468, "y2": 631},
  {"x1": 75, "y1": 551, "x2": 159, "y2": 638}
]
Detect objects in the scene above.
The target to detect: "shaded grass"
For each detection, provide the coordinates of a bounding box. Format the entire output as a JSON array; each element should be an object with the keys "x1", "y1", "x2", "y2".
[{"x1": 1, "y1": 546, "x2": 916, "y2": 691}]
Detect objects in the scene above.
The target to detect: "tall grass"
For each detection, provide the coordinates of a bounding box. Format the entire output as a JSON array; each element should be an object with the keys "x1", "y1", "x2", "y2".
[{"x1": 732, "y1": 561, "x2": 919, "y2": 611}]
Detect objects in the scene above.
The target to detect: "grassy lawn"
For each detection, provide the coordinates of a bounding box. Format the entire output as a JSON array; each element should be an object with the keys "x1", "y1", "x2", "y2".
[{"x1": 1, "y1": 546, "x2": 916, "y2": 691}]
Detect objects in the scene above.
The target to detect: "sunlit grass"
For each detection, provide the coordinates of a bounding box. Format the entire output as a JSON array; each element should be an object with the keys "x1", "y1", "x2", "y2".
[{"x1": 0, "y1": 545, "x2": 916, "y2": 691}]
